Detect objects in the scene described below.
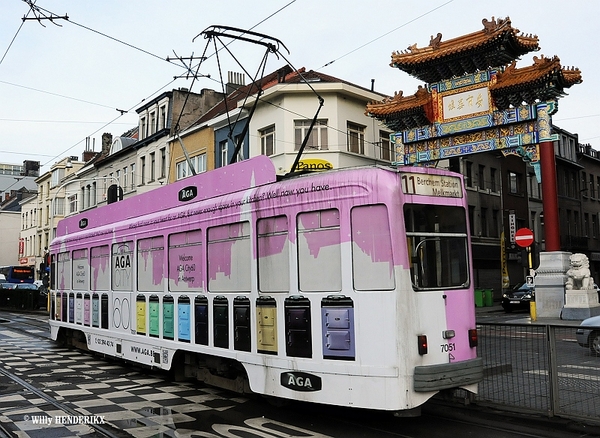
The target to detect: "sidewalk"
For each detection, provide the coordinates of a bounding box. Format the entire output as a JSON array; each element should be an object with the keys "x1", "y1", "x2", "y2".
[{"x1": 475, "y1": 302, "x2": 584, "y2": 326}]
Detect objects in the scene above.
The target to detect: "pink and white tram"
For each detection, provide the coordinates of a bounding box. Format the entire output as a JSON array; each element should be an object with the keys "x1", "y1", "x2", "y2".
[{"x1": 49, "y1": 155, "x2": 482, "y2": 412}]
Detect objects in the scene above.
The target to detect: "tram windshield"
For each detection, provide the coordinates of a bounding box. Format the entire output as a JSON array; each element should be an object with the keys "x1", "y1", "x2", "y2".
[{"x1": 404, "y1": 204, "x2": 469, "y2": 290}]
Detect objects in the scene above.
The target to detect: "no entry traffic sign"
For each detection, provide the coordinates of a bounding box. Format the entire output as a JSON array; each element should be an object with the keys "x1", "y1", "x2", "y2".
[{"x1": 515, "y1": 228, "x2": 534, "y2": 248}]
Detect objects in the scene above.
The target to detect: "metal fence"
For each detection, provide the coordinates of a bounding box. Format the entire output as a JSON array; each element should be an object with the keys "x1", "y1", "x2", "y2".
[{"x1": 457, "y1": 322, "x2": 600, "y2": 424}]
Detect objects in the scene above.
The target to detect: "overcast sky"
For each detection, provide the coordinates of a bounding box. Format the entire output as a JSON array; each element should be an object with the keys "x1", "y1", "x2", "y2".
[{"x1": 1, "y1": 0, "x2": 598, "y2": 173}]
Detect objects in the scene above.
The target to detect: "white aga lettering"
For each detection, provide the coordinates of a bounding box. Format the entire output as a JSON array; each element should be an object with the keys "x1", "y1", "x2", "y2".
[
  {"x1": 280, "y1": 371, "x2": 322, "y2": 391},
  {"x1": 288, "y1": 374, "x2": 313, "y2": 388}
]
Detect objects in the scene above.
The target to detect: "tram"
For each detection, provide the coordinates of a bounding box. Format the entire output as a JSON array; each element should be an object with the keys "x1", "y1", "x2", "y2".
[{"x1": 49, "y1": 155, "x2": 482, "y2": 412}]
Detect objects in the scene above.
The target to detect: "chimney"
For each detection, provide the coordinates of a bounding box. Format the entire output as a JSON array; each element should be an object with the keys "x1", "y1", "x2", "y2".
[
  {"x1": 82, "y1": 151, "x2": 99, "y2": 162},
  {"x1": 101, "y1": 133, "x2": 113, "y2": 156},
  {"x1": 23, "y1": 160, "x2": 40, "y2": 177},
  {"x1": 226, "y1": 71, "x2": 245, "y2": 94}
]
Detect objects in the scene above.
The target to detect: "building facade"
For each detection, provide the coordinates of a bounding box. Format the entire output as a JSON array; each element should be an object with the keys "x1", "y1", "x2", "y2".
[
  {"x1": 172, "y1": 66, "x2": 392, "y2": 181},
  {"x1": 15, "y1": 65, "x2": 600, "y2": 294}
]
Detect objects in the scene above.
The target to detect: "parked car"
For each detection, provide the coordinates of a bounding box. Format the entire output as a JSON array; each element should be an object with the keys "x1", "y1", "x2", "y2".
[
  {"x1": 13, "y1": 283, "x2": 47, "y2": 310},
  {"x1": 501, "y1": 282, "x2": 534, "y2": 313},
  {"x1": 37, "y1": 285, "x2": 49, "y2": 309},
  {"x1": 575, "y1": 315, "x2": 600, "y2": 355}
]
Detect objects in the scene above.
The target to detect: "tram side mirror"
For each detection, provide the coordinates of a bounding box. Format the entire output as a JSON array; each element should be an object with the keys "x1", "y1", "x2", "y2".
[{"x1": 107, "y1": 184, "x2": 123, "y2": 204}]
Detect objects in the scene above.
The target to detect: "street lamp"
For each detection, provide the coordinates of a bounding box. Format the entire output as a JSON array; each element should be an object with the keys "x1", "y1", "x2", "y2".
[{"x1": 49, "y1": 175, "x2": 121, "y2": 239}]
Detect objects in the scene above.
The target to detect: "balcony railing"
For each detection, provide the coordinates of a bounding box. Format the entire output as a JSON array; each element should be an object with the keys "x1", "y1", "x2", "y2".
[{"x1": 561, "y1": 235, "x2": 589, "y2": 251}]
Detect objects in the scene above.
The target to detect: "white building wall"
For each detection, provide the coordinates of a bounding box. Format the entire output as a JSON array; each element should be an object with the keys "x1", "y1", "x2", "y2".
[
  {"x1": 20, "y1": 196, "x2": 39, "y2": 258},
  {"x1": 249, "y1": 82, "x2": 391, "y2": 174},
  {"x1": 136, "y1": 137, "x2": 169, "y2": 196},
  {"x1": 0, "y1": 211, "x2": 21, "y2": 266}
]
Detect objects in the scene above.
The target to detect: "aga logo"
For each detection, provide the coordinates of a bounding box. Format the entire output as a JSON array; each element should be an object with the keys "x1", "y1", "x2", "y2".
[
  {"x1": 280, "y1": 371, "x2": 322, "y2": 392},
  {"x1": 178, "y1": 186, "x2": 197, "y2": 202}
]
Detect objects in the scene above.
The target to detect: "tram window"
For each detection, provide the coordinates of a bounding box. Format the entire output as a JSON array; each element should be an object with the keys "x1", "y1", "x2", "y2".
[
  {"x1": 57, "y1": 251, "x2": 72, "y2": 290},
  {"x1": 137, "y1": 237, "x2": 165, "y2": 292},
  {"x1": 112, "y1": 241, "x2": 133, "y2": 291},
  {"x1": 72, "y1": 249, "x2": 89, "y2": 291},
  {"x1": 404, "y1": 205, "x2": 469, "y2": 290},
  {"x1": 168, "y1": 230, "x2": 203, "y2": 291},
  {"x1": 351, "y1": 205, "x2": 395, "y2": 291},
  {"x1": 50, "y1": 254, "x2": 56, "y2": 290},
  {"x1": 297, "y1": 209, "x2": 342, "y2": 292},
  {"x1": 404, "y1": 204, "x2": 467, "y2": 234},
  {"x1": 91, "y1": 245, "x2": 110, "y2": 291},
  {"x1": 257, "y1": 216, "x2": 290, "y2": 292},
  {"x1": 207, "y1": 222, "x2": 251, "y2": 292}
]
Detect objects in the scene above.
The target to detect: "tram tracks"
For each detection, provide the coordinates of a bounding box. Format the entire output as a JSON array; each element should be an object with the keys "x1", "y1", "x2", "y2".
[
  {"x1": 0, "y1": 311, "x2": 51, "y2": 340},
  {"x1": 0, "y1": 366, "x2": 126, "y2": 438},
  {"x1": 0, "y1": 311, "x2": 128, "y2": 438},
  {"x1": 0, "y1": 311, "x2": 596, "y2": 438}
]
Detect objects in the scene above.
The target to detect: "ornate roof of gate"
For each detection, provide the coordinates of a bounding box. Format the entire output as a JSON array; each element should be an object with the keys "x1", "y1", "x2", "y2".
[
  {"x1": 365, "y1": 86, "x2": 434, "y2": 132},
  {"x1": 366, "y1": 56, "x2": 582, "y2": 130},
  {"x1": 367, "y1": 18, "x2": 582, "y2": 131},
  {"x1": 390, "y1": 17, "x2": 539, "y2": 83},
  {"x1": 491, "y1": 55, "x2": 582, "y2": 110}
]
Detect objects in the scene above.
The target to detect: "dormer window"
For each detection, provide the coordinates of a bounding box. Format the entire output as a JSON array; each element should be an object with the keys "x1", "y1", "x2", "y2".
[
  {"x1": 140, "y1": 117, "x2": 147, "y2": 140},
  {"x1": 160, "y1": 105, "x2": 167, "y2": 130},
  {"x1": 51, "y1": 168, "x2": 65, "y2": 188},
  {"x1": 149, "y1": 111, "x2": 156, "y2": 135}
]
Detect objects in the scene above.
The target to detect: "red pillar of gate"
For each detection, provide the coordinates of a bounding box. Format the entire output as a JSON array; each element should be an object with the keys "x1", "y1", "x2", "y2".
[{"x1": 540, "y1": 140, "x2": 561, "y2": 251}]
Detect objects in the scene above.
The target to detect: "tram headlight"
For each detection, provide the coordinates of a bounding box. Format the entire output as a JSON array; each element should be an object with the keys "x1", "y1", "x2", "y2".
[{"x1": 417, "y1": 335, "x2": 428, "y2": 355}]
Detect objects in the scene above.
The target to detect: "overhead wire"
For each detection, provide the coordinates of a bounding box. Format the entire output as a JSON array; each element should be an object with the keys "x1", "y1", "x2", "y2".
[
  {"x1": 39, "y1": 78, "x2": 177, "y2": 169},
  {"x1": 9, "y1": 0, "x2": 600, "y2": 158},
  {"x1": 23, "y1": 1, "x2": 181, "y2": 68},
  {"x1": 3, "y1": 0, "x2": 185, "y2": 166},
  {"x1": 0, "y1": 79, "x2": 118, "y2": 110},
  {"x1": 0, "y1": 0, "x2": 204, "y2": 125},
  {"x1": 0, "y1": 149, "x2": 54, "y2": 158},
  {"x1": 0, "y1": 5, "x2": 31, "y2": 66},
  {"x1": 6, "y1": 1, "x2": 297, "y2": 169},
  {"x1": 5, "y1": 0, "x2": 397, "y2": 141},
  {"x1": 0, "y1": 118, "x2": 131, "y2": 124},
  {"x1": 8, "y1": 0, "x2": 556, "y2": 170},
  {"x1": 206, "y1": 1, "x2": 459, "y2": 158},
  {"x1": 319, "y1": 0, "x2": 455, "y2": 69}
]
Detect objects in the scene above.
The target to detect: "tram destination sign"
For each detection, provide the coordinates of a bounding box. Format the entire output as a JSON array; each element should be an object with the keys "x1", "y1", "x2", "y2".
[{"x1": 401, "y1": 173, "x2": 462, "y2": 198}]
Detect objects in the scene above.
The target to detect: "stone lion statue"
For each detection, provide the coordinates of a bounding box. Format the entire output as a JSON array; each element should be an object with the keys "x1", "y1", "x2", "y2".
[{"x1": 565, "y1": 253, "x2": 594, "y2": 290}]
